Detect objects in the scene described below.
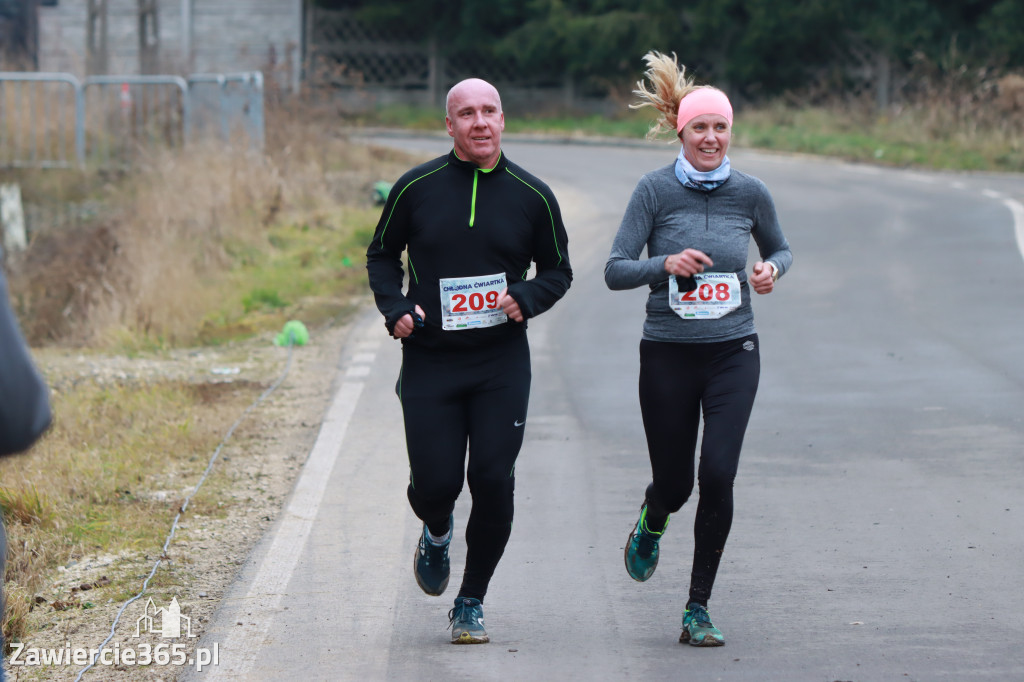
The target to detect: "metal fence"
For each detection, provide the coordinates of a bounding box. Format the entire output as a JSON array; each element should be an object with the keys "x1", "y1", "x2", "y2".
[
  {"x1": 187, "y1": 73, "x2": 265, "y2": 151},
  {"x1": 82, "y1": 74, "x2": 191, "y2": 169},
  {"x1": 0, "y1": 70, "x2": 265, "y2": 169},
  {"x1": 0, "y1": 72, "x2": 83, "y2": 169},
  {"x1": 305, "y1": 8, "x2": 587, "y2": 112}
]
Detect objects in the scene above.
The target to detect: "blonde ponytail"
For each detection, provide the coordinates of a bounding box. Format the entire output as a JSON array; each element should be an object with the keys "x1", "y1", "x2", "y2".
[{"x1": 631, "y1": 51, "x2": 700, "y2": 140}]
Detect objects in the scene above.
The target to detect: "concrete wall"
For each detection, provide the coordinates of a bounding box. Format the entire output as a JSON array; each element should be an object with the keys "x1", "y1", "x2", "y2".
[{"x1": 38, "y1": 0, "x2": 302, "y2": 85}]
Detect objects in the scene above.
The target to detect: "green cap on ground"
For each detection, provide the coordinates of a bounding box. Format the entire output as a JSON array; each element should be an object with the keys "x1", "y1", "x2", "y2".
[
  {"x1": 372, "y1": 181, "x2": 393, "y2": 205},
  {"x1": 275, "y1": 320, "x2": 309, "y2": 347}
]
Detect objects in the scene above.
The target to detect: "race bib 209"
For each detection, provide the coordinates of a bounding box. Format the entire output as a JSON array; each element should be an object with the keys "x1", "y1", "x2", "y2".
[{"x1": 440, "y1": 273, "x2": 508, "y2": 331}]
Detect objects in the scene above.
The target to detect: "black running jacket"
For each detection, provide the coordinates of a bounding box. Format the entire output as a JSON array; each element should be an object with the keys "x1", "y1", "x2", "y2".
[{"x1": 366, "y1": 150, "x2": 572, "y2": 350}]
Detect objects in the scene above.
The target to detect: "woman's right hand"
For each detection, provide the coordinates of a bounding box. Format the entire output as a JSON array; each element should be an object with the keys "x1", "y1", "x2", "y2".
[{"x1": 664, "y1": 249, "x2": 713, "y2": 277}]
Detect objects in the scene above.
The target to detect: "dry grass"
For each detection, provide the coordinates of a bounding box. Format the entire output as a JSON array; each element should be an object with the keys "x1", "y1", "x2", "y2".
[
  {"x1": 6, "y1": 143, "x2": 287, "y2": 345},
  {"x1": 0, "y1": 378, "x2": 261, "y2": 648},
  {"x1": 732, "y1": 66, "x2": 1024, "y2": 172},
  {"x1": 5, "y1": 104, "x2": 412, "y2": 348}
]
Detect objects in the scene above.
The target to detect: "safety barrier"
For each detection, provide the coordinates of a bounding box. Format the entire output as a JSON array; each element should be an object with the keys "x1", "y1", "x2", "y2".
[
  {"x1": 0, "y1": 72, "x2": 84, "y2": 169},
  {"x1": 186, "y1": 72, "x2": 265, "y2": 153},
  {"x1": 0, "y1": 70, "x2": 264, "y2": 169},
  {"x1": 82, "y1": 74, "x2": 191, "y2": 169}
]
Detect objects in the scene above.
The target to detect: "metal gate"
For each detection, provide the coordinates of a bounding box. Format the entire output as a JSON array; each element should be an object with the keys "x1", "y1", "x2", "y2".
[
  {"x1": 0, "y1": 70, "x2": 265, "y2": 169},
  {"x1": 83, "y1": 74, "x2": 189, "y2": 168},
  {"x1": 0, "y1": 72, "x2": 83, "y2": 169}
]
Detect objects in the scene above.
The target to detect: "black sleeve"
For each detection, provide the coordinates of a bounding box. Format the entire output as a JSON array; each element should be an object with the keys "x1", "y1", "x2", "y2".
[
  {"x1": 508, "y1": 183, "x2": 572, "y2": 319},
  {"x1": 365, "y1": 173, "x2": 417, "y2": 335},
  {"x1": 0, "y1": 268, "x2": 52, "y2": 456}
]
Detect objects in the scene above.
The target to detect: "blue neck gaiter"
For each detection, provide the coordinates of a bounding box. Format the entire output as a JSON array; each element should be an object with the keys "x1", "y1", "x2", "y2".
[{"x1": 675, "y1": 147, "x2": 731, "y2": 192}]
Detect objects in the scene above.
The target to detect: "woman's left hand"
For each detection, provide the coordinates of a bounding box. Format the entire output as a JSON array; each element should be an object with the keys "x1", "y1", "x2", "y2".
[{"x1": 750, "y1": 262, "x2": 775, "y2": 295}]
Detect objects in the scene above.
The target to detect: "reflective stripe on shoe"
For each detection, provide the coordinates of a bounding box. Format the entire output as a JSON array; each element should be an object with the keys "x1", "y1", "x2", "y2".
[{"x1": 449, "y1": 597, "x2": 489, "y2": 644}]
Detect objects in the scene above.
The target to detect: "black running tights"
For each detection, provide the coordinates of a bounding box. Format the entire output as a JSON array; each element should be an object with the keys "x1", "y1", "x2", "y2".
[
  {"x1": 638, "y1": 335, "x2": 759, "y2": 605},
  {"x1": 398, "y1": 335, "x2": 531, "y2": 602}
]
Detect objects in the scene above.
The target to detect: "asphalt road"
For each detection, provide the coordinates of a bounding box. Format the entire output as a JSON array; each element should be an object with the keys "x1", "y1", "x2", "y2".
[{"x1": 185, "y1": 136, "x2": 1024, "y2": 681}]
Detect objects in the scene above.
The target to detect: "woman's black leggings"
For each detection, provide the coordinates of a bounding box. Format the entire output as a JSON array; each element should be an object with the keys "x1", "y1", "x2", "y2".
[
  {"x1": 398, "y1": 334, "x2": 531, "y2": 602},
  {"x1": 638, "y1": 334, "x2": 760, "y2": 605}
]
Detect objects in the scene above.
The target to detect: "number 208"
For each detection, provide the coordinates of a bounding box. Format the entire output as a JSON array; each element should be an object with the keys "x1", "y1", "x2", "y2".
[{"x1": 680, "y1": 282, "x2": 732, "y2": 302}]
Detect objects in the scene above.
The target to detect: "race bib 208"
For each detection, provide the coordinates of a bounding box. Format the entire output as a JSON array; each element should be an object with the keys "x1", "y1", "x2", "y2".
[{"x1": 669, "y1": 272, "x2": 741, "y2": 320}]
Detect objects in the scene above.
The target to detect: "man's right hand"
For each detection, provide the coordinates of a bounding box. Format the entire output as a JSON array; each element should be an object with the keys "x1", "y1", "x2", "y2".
[{"x1": 393, "y1": 305, "x2": 426, "y2": 338}]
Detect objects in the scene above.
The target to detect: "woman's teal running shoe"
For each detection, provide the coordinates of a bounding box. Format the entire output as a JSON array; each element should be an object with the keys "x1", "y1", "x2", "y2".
[
  {"x1": 680, "y1": 602, "x2": 725, "y2": 646},
  {"x1": 449, "y1": 597, "x2": 489, "y2": 644},
  {"x1": 624, "y1": 503, "x2": 668, "y2": 582}
]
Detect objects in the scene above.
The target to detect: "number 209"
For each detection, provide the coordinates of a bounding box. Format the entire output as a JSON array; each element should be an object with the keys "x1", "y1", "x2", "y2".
[{"x1": 451, "y1": 291, "x2": 500, "y2": 312}]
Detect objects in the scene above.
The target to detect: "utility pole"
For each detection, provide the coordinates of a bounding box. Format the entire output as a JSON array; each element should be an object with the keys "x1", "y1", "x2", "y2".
[
  {"x1": 139, "y1": 0, "x2": 159, "y2": 75},
  {"x1": 87, "y1": 0, "x2": 108, "y2": 75},
  {"x1": 181, "y1": 0, "x2": 193, "y2": 71}
]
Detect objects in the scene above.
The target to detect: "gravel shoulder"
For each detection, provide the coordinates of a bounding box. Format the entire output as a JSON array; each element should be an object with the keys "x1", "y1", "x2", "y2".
[{"x1": 4, "y1": 306, "x2": 358, "y2": 681}]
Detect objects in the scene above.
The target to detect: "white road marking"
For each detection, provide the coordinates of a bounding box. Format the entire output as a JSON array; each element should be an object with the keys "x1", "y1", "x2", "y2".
[
  {"x1": 841, "y1": 164, "x2": 882, "y2": 175},
  {"x1": 344, "y1": 364, "x2": 371, "y2": 378},
  {"x1": 1004, "y1": 197, "x2": 1024, "y2": 264},
  {"x1": 201, "y1": 334, "x2": 378, "y2": 679},
  {"x1": 351, "y1": 352, "x2": 377, "y2": 364}
]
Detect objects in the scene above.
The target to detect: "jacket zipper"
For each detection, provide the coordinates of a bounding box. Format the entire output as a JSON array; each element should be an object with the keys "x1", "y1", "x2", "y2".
[
  {"x1": 469, "y1": 168, "x2": 479, "y2": 228},
  {"x1": 465, "y1": 153, "x2": 500, "y2": 227}
]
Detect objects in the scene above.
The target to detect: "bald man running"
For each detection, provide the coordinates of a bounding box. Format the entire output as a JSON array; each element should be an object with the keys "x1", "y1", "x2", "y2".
[{"x1": 366, "y1": 78, "x2": 572, "y2": 644}]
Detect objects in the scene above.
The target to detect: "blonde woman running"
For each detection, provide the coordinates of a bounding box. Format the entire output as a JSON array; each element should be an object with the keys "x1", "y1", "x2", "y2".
[{"x1": 605, "y1": 51, "x2": 792, "y2": 646}]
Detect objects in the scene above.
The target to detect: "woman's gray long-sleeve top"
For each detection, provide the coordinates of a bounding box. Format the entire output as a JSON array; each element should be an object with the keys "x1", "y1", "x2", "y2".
[{"x1": 605, "y1": 164, "x2": 792, "y2": 343}]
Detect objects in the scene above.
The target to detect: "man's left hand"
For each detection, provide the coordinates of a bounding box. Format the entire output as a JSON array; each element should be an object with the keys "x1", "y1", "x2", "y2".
[{"x1": 498, "y1": 288, "x2": 523, "y2": 322}]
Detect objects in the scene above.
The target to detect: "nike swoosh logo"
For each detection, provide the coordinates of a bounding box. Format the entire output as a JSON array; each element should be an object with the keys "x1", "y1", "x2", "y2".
[{"x1": 514, "y1": 420, "x2": 525, "y2": 427}]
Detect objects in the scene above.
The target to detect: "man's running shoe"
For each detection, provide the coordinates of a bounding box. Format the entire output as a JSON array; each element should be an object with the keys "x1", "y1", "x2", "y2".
[
  {"x1": 414, "y1": 515, "x2": 452, "y2": 596},
  {"x1": 680, "y1": 602, "x2": 725, "y2": 646},
  {"x1": 449, "y1": 597, "x2": 489, "y2": 644},
  {"x1": 624, "y1": 502, "x2": 668, "y2": 582}
]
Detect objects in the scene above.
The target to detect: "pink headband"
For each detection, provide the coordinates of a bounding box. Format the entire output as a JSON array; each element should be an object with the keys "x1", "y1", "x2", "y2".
[{"x1": 676, "y1": 88, "x2": 733, "y2": 133}]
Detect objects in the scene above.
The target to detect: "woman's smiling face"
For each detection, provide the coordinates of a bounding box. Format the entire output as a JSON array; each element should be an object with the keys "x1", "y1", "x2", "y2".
[{"x1": 679, "y1": 114, "x2": 732, "y2": 172}]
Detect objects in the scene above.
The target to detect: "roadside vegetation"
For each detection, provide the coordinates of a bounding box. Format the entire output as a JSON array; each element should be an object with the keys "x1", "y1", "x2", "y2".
[
  {"x1": 364, "y1": 73, "x2": 1024, "y2": 173},
  {"x1": 735, "y1": 73, "x2": 1024, "y2": 172},
  {"x1": 0, "y1": 378, "x2": 258, "y2": 653},
  {"x1": 345, "y1": 0, "x2": 1024, "y2": 174}
]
